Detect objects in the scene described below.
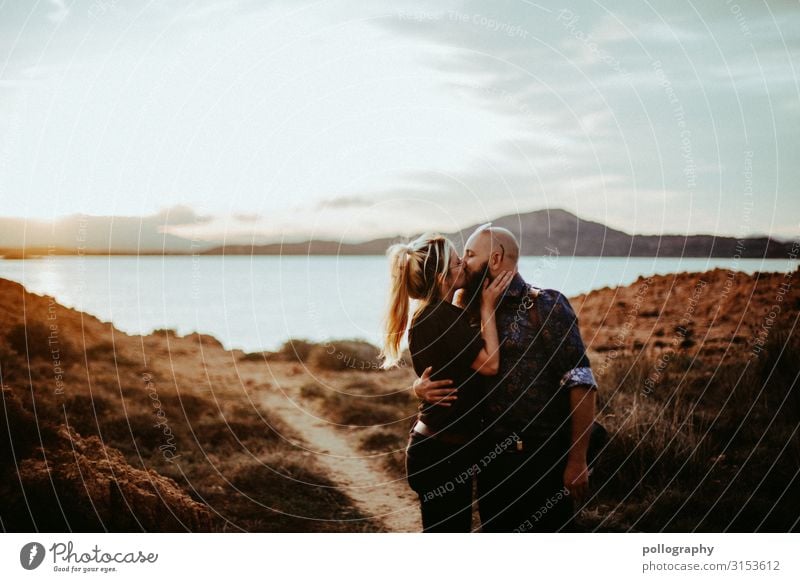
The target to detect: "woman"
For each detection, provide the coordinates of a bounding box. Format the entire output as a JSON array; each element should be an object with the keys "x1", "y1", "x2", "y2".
[{"x1": 380, "y1": 233, "x2": 514, "y2": 532}]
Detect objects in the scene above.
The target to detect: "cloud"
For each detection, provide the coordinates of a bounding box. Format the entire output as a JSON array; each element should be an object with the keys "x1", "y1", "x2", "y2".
[
  {"x1": 314, "y1": 194, "x2": 373, "y2": 210},
  {"x1": 365, "y1": 0, "x2": 799, "y2": 238},
  {"x1": 0, "y1": 79, "x2": 32, "y2": 89},
  {"x1": 47, "y1": 0, "x2": 69, "y2": 24},
  {"x1": 1, "y1": 0, "x2": 796, "y2": 240},
  {"x1": 232, "y1": 212, "x2": 262, "y2": 223},
  {"x1": 154, "y1": 205, "x2": 213, "y2": 226}
]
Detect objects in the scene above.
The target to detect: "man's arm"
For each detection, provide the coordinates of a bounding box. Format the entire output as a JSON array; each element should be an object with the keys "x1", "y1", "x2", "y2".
[
  {"x1": 564, "y1": 385, "x2": 596, "y2": 503},
  {"x1": 412, "y1": 366, "x2": 457, "y2": 406},
  {"x1": 548, "y1": 291, "x2": 598, "y2": 503}
]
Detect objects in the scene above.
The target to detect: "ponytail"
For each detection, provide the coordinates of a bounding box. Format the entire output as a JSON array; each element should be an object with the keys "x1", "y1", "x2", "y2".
[
  {"x1": 379, "y1": 233, "x2": 458, "y2": 369},
  {"x1": 380, "y1": 243, "x2": 412, "y2": 369}
]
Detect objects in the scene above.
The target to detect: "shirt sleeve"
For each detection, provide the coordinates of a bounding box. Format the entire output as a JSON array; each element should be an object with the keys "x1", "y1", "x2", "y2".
[
  {"x1": 544, "y1": 291, "x2": 598, "y2": 391},
  {"x1": 438, "y1": 305, "x2": 485, "y2": 371}
]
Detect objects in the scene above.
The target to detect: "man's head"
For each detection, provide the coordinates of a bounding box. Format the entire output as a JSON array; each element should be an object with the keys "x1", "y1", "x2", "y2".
[
  {"x1": 462, "y1": 224, "x2": 519, "y2": 282},
  {"x1": 456, "y1": 224, "x2": 519, "y2": 313}
]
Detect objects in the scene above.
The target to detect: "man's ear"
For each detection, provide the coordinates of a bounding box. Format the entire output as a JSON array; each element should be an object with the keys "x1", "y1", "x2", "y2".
[{"x1": 489, "y1": 250, "x2": 502, "y2": 271}]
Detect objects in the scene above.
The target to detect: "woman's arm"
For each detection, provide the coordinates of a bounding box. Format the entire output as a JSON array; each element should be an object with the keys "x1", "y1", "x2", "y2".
[{"x1": 470, "y1": 270, "x2": 514, "y2": 376}]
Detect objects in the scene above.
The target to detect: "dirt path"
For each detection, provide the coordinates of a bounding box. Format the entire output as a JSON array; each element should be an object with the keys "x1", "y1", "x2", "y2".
[{"x1": 243, "y1": 369, "x2": 422, "y2": 532}]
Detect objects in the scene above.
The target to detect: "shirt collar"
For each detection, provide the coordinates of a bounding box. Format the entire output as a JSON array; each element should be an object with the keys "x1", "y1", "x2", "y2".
[{"x1": 501, "y1": 271, "x2": 530, "y2": 300}]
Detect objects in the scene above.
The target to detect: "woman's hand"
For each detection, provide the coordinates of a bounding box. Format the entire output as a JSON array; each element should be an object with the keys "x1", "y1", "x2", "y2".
[{"x1": 481, "y1": 269, "x2": 515, "y2": 310}]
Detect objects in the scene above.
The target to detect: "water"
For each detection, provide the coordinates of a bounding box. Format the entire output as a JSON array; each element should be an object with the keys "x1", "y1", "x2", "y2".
[{"x1": 0, "y1": 255, "x2": 795, "y2": 352}]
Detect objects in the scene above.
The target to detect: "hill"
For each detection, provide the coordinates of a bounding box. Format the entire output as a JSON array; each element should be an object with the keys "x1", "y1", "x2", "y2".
[
  {"x1": 205, "y1": 208, "x2": 794, "y2": 257},
  {"x1": 1, "y1": 208, "x2": 794, "y2": 257}
]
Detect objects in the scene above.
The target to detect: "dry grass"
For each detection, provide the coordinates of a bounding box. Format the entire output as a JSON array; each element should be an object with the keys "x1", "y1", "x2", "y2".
[
  {"x1": 292, "y1": 317, "x2": 800, "y2": 531},
  {"x1": 3, "y1": 267, "x2": 797, "y2": 532},
  {"x1": 0, "y1": 331, "x2": 376, "y2": 532},
  {"x1": 582, "y1": 316, "x2": 800, "y2": 531}
]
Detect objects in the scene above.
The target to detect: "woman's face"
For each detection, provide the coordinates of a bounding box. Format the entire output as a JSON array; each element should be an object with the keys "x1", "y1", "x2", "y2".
[{"x1": 443, "y1": 248, "x2": 466, "y2": 293}]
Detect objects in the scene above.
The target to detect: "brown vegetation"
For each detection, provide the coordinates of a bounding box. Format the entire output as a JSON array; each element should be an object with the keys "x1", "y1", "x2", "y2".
[{"x1": 2, "y1": 265, "x2": 798, "y2": 532}]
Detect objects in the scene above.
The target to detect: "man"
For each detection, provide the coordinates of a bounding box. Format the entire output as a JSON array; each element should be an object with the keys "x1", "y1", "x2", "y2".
[{"x1": 413, "y1": 224, "x2": 598, "y2": 532}]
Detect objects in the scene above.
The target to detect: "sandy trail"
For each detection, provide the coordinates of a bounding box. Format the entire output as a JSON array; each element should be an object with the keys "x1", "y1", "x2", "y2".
[{"x1": 237, "y1": 365, "x2": 422, "y2": 532}]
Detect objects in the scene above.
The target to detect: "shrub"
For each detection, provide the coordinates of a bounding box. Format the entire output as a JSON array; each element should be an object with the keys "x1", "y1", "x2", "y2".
[
  {"x1": 323, "y1": 392, "x2": 402, "y2": 426},
  {"x1": 275, "y1": 338, "x2": 316, "y2": 362},
  {"x1": 307, "y1": 340, "x2": 381, "y2": 371},
  {"x1": 84, "y1": 341, "x2": 135, "y2": 366},
  {"x1": 6, "y1": 321, "x2": 76, "y2": 362},
  {"x1": 361, "y1": 428, "x2": 406, "y2": 452},
  {"x1": 101, "y1": 412, "x2": 173, "y2": 455},
  {"x1": 195, "y1": 418, "x2": 280, "y2": 451},
  {"x1": 0, "y1": 343, "x2": 20, "y2": 383},
  {"x1": 238, "y1": 351, "x2": 268, "y2": 362},
  {"x1": 0, "y1": 388, "x2": 56, "y2": 465},
  {"x1": 63, "y1": 394, "x2": 112, "y2": 438},
  {"x1": 157, "y1": 392, "x2": 217, "y2": 420},
  {"x1": 300, "y1": 382, "x2": 326, "y2": 399},
  {"x1": 225, "y1": 454, "x2": 371, "y2": 531},
  {"x1": 151, "y1": 328, "x2": 178, "y2": 337}
]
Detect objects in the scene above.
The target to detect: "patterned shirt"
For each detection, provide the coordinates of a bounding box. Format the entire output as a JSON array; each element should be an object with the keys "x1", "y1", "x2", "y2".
[{"x1": 482, "y1": 272, "x2": 598, "y2": 443}]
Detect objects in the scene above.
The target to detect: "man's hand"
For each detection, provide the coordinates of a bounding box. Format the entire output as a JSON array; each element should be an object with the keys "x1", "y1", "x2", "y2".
[
  {"x1": 563, "y1": 458, "x2": 589, "y2": 504},
  {"x1": 412, "y1": 366, "x2": 457, "y2": 406}
]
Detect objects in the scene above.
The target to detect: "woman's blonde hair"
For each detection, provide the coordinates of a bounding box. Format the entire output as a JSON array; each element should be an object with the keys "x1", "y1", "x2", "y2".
[{"x1": 379, "y1": 233, "x2": 457, "y2": 369}]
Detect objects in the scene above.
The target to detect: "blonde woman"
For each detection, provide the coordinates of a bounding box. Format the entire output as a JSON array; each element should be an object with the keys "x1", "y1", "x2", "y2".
[{"x1": 381, "y1": 233, "x2": 514, "y2": 532}]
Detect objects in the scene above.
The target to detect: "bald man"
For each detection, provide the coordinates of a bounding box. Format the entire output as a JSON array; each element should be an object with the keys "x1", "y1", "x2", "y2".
[{"x1": 414, "y1": 223, "x2": 598, "y2": 532}]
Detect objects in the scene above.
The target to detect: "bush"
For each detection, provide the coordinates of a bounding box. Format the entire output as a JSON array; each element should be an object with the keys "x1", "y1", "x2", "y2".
[
  {"x1": 157, "y1": 392, "x2": 217, "y2": 420},
  {"x1": 195, "y1": 418, "x2": 280, "y2": 451},
  {"x1": 101, "y1": 412, "x2": 173, "y2": 455},
  {"x1": 84, "y1": 341, "x2": 135, "y2": 366},
  {"x1": 362, "y1": 428, "x2": 406, "y2": 452},
  {"x1": 323, "y1": 392, "x2": 402, "y2": 426},
  {"x1": 307, "y1": 340, "x2": 381, "y2": 372},
  {"x1": 239, "y1": 351, "x2": 268, "y2": 362},
  {"x1": 6, "y1": 321, "x2": 76, "y2": 362},
  {"x1": 0, "y1": 343, "x2": 20, "y2": 383},
  {"x1": 300, "y1": 383, "x2": 326, "y2": 399},
  {"x1": 63, "y1": 394, "x2": 112, "y2": 438},
  {"x1": 275, "y1": 338, "x2": 316, "y2": 362},
  {"x1": 151, "y1": 328, "x2": 178, "y2": 337},
  {"x1": 0, "y1": 388, "x2": 56, "y2": 465},
  {"x1": 225, "y1": 454, "x2": 372, "y2": 531}
]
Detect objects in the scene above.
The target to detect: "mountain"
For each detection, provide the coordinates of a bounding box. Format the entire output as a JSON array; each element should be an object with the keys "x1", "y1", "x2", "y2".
[
  {"x1": 202, "y1": 208, "x2": 794, "y2": 258},
  {"x1": 0, "y1": 206, "x2": 217, "y2": 258},
  {"x1": 0, "y1": 207, "x2": 793, "y2": 258}
]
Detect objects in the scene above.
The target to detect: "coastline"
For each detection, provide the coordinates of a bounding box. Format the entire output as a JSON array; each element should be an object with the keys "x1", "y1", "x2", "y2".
[{"x1": 1, "y1": 264, "x2": 797, "y2": 532}]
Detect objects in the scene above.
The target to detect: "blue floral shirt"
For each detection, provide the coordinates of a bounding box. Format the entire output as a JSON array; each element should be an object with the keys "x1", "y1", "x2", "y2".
[{"x1": 482, "y1": 273, "x2": 598, "y2": 442}]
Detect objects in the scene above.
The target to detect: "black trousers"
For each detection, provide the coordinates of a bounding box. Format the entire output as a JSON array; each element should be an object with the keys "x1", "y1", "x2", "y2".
[
  {"x1": 476, "y1": 436, "x2": 576, "y2": 532},
  {"x1": 405, "y1": 429, "x2": 478, "y2": 532}
]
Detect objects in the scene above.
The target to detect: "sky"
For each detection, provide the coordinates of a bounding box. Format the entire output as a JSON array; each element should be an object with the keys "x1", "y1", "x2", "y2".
[{"x1": 0, "y1": 0, "x2": 798, "y2": 243}]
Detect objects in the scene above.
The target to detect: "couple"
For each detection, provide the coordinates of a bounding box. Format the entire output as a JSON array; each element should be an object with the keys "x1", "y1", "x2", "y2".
[{"x1": 380, "y1": 224, "x2": 598, "y2": 532}]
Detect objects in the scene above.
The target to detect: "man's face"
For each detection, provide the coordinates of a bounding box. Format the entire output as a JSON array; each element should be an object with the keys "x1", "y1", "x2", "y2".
[
  {"x1": 459, "y1": 231, "x2": 491, "y2": 307},
  {"x1": 462, "y1": 230, "x2": 494, "y2": 282},
  {"x1": 459, "y1": 257, "x2": 490, "y2": 310}
]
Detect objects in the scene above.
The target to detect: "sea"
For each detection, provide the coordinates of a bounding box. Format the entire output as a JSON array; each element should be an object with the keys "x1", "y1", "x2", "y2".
[{"x1": 0, "y1": 255, "x2": 796, "y2": 352}]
